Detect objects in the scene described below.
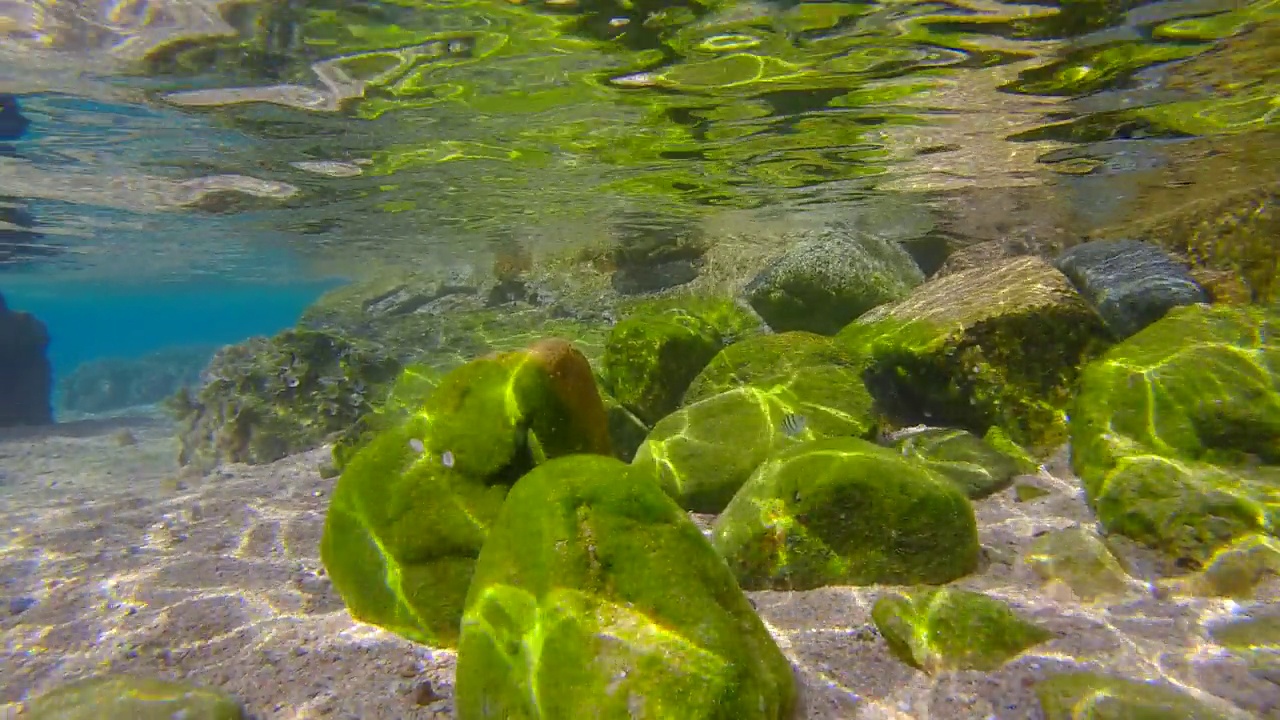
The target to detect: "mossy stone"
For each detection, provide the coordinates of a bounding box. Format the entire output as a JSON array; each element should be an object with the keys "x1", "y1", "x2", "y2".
[
  {"x1": 682, "y1": 330, "x2": 868, "y2": 405},
  {"x1": 24, "y1": 674, "x2": 246, "y2": 720},
  {"x1": 1157, "y1": 533, "x2": 1280, "y2": 598},
  {"x1": 891, "y1": 428, "x2": 1026, "y2": 499},
  {"x1": 1070, "y1": 304, "x2": 1280, "y2": 563},
  {"x1": 169, "y1": 328, "x2": 400, "y2": 471},
  {"x1": 872, "y1": 587, "x2": 1054, "y2": 673},
  {"x1": 1024, "y1": 527, "x2": 1138, "y2": 602},
  {"x1": 455, "y1": 454, "x2": 797, "y2": 720},
  {"x1": 320, "y1": 341, "x2": 612, "y2": 647},
  {"x1": 633, "y1": 380, "x2": 875, "y2": 513},
  {"x1": 839, "y1": 256, "x2": 1112, "y2": 454},
  {"x1": 602, "y1": 307, "x2": 723, "y2": 424},
  {"x1": 711, "y1": 437, "x2": 980, "y2": 590},
  {"x1": 744, "y1": 227, "x2": 925, "y2": 335},
  {"x1": 1035, "y1": 671, "x2": 1254, "y2": 720}
]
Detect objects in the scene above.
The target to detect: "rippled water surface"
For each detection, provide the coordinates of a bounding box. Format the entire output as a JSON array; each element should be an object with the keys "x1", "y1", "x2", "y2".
[{"x1": 1, "y1": 0, "x2": 1276, "y2": 285}]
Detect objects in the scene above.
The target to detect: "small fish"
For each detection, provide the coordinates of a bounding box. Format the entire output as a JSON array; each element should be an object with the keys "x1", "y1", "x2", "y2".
[
  {"x1": 409, "y1": 438, "x2": 425, "y2": 454},
  {"x1": 441, "y1": 450, "x2": 455, "y2": 468},
  {"x1": 780, "y1": 413, "x2": 807, "y2": 437},
  {"x1": 283, "y1": 374, "x2": 300, "y2": 389}
]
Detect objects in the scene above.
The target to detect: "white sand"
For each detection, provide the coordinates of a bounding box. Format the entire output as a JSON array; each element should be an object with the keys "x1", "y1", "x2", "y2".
[{"x1": 1, "y1": 416, "x2": 1277, "y2": 719}]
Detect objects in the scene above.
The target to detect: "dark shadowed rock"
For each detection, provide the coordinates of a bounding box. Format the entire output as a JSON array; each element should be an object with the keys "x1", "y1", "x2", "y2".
[
  {"x1": 1055, "y1": 239, "x2": 1209, "y2": 339},
  {"x1": 745, "y1": 226, "x2": 924, "y2": 335},
  {"x1": 0, "y1": 292, "x2": 52, "y2": 427}
]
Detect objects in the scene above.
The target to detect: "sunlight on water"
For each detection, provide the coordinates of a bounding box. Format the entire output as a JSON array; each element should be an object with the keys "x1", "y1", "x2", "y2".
[{"x1": 1, "y1": 0, "x2": 1278, "y2": 717}]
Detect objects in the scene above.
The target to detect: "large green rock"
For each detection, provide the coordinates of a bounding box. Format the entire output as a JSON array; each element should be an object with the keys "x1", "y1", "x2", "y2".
[
  {"x1": 168, "y1": 329, "x2": 400, "y2": 471},
  {"x1": 321, "y1": 340, "x2": 612, "y2": 647},
  {"x1": 633, "y1": 379, "x2": 875, "y2": 513},
  {"x1": 839, "y1": 256, "x2": 1112, "y2": 454},
  {"x1": 602, "y1": 305, "x2": 724, "y2": 424},
  {"x1": 24, "y1": 675, "x2": 246, "y2": 720},
  {"x1": 1070, "y1": 303, "x2": 1280, "y2": 563},
  {"x1": 682, "y1": 330, "x2": 868, "y2": 405},
  {"x1": 455, "y1": 454, "x2": 797, "y2": 720},
  {"x1": 711, "y1": 437, "x2": 980, "y2": 590},
  {"x1": 1034, "y1": 671, "x2": 1254, "y2": 720},
  {"x1": 872, "y1": 588, "x2": 1054, "y2": 673}
]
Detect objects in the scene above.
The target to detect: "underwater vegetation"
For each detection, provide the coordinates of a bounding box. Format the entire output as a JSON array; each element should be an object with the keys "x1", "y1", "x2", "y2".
[{"x1": 167, "y1": 328, "x2": 400, "y2": 470}]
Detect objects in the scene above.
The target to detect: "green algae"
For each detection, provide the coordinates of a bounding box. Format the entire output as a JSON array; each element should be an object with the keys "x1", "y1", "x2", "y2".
[
  {"x1": 1070, "y1": 304, "x2": 1280, "y2": 563},
  {"x1": 455, "y1": 454, "x2": 796, "y2": 719},
  {"x1": 711, "y1": 436, "x2": 979, "y2": 590},
  {"x1": 872, "y1": 587, "x2": 1054, "y2": 673},
  {"x1": 320, "y1": 343, "x2": 611, "y2": 647},
  {"x1": 838, "y1": 257, "x2": 1112, "y2": 454}
]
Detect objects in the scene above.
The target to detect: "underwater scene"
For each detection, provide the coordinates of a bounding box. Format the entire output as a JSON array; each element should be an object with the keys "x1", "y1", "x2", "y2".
[{"x1": 0, "y1": 0, "x2": 1279, "y2": 715}]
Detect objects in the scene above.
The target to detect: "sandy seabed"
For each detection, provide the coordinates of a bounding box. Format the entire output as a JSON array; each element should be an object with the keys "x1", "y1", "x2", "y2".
[{"x1": 1, "y1": 413, "x2": 1278, "y2": 720}]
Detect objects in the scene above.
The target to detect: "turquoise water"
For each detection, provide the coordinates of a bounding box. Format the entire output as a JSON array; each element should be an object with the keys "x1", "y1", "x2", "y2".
[{"x1": 1, "y1": 0, "x2": 1279, "y2": 717}]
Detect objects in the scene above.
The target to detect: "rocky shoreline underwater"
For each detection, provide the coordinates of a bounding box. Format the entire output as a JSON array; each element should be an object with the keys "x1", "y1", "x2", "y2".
[{"x1": 3, "y1": 226, "x2": 1280, "y2": 719}]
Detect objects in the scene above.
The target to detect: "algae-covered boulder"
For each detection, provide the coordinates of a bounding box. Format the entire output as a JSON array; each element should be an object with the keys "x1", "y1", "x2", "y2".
[
  {"x1": 682, "y1": 330, "x2": 868, "y2": 405},
  {"x1": 634, "y1": 382, "x2": 876, "y2": 514},
  {"x1": 840, "y1": 256, "x2": 1111, "y2": 454},
  {"x1": 455, "y1": 454, "x2": 796, "y2": 720},
  {"x1": 1035, "y1": 671, "x2": 1254, "y2": 720},
  {"x1": 320, "y1": 339, "x2": 611, "y2": 647},
  {"x1": 602, "y1": 305, "x2": 723, "y2": 424},
  {"x1": 711, "y1": 437, "x2": 980, "y2": 590},
  {"x1": 24, "y1": 674, "x2": 246, "y2": 720},
  {"x1": 1024, "y1": 527, "x2": 1140, "y2": 602},
  {"x1": 745, "y1": 226, "x2": 924, "y2": 335},
  {"x1": 169, "y1": 329, "x2": 400, "y2": 471},
  {"x1": 872, "y1": 587, "x2": 1054, "y2": 673},
  {"x1": 891, "y1": 427, "x2": 1026, "y2": 499},
  {"x1": 1070, "y1": 304, "x2": 1280, "y2": 563},
  {"x1": 330, "y1": 364, "x2": 445, "y2": 472}
]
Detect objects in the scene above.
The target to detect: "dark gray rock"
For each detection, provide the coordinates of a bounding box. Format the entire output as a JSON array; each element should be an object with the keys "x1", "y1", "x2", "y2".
[
  {"x1": 745, "y1": 227, "x2": 925, "y2": 335},
  {"x1": 1055, "y1": 239, "x2": 1209, "y2": 339},
  {"x1": 0, "y1": 292, "x2": 52, "y2": 427}
]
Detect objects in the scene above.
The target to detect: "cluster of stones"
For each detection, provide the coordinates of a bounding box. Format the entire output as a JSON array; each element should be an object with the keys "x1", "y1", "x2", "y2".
[
  {"x1": 306, "y1": 234, "x2": 1275, "y2": 717},
  {"x1": 32, "y1": 234, "x2": 1275, "y2": 717}
]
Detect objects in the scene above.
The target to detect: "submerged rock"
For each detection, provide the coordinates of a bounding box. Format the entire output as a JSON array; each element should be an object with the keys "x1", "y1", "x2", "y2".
[
  {"x1": 1034, "y1": 671, "x2": 1254, "y2": 720},
  {"x1": 890, "y1": 427, "x2": 1027, "y2": 499},
  {"x1": 58, "y1": 344, "x2": 216, "y2": 415},
  {"x1": 682, "y1": 330, "x2": 866, "y2": 405},
  {"x1": 1054, "y1": 238, "x2": 1208, "y2": 339},
  {"x1": 872, "y1": 587, "x2": 1053, "y2": 673},
  {"x1": 170, "y1": 328, "x2": 400, "y2": 470},
  {"x1": 1070, "y1": 303, "x2": 1280, "y2": 563},
  {"x1": 745, "y1": 226, "x2": 924, "y2": 335},
  {"x1": 455, "y1": 454, "x2": 796, "y2": 720},
  {"x1": 711, "y1": 437, "x2": 979, "y2": 590},
  {"x1": 634, "y1": 379, "x2": 875, "y2": 514},
  {"x1": 23, "y1": 674, "x2": 247, "y2": 720},
  {"x1": 0, "y1": 291, "x2": 52, "y2": 427},
  {"x1": 841, "y1": 256, "x2": 1111, "y2": 454},
  {"x1": 602, "y1": 305, "x2": 723, "y2": 425},
  {"x1": 1024, "y1": 527, "x2": 1140, "y2": 602},
  {"x1": 320, "y1": 339, "x2": 612, "y2": 647}
]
